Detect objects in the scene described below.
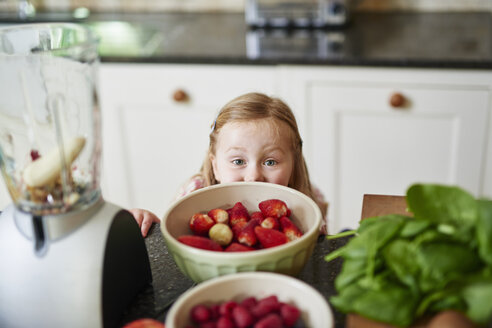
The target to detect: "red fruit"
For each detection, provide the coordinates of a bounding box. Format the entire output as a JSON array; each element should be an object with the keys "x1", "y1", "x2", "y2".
[
  {"x1": 208, "y1": 208, "x2": 229, "y2": 224},
  {"x1": 219, "y1": 301, "x2": 238, "y2": 318},
  {"x1": 232, "y1": 305, "x2": 255, "y2": 328},
  {"x1": 238, "y1": 220, "x2": 259, "y2": 247},
  {"x1": 210, "y1": 304, "x2": 220, "y2": 320},
  {"x1": 230, "y1": 202, "x2": 250, "y2": 226},
  {"x1": 254, "y1": 226, "x2": 289, "y2": 249},
  {"x1": 240, "y1": 297, "x2": 257, "y2": 310},
  {"x1": 198, "y1": 322, "x2": 216, "y2": 328},
  {"x1": 225, "y1": 242, "x2": 255, "y2": 252},
  {"x1": 216, "y1": 316, "x2": 235, "y2": 328},
  {"x1": 122, "y1": 318, "x2": 164, "y2": 328},
  {"x1": 258, "y1": 199, "x2": 289, "y2": 219},
  {"x1": 260, "y1": 217, "x2": 280, "y2": 230},
  {"x1": 30, "y1": 150, "x2": 40, "y2": 161},
  {"x1": 190, "y1": 213, "x2": 215, "y2": 236},
  {"x1": 280, "y1": 304, "x2": 301, "y2": 327},
  {"x1": 251, "y1": 295, "x2": 281, "y2": 318},
  {"x1": 190, "y1": 304, "x2": 211, "y2": 323},
  {"x1": 279, "y1": 216, "x2": 303, "y2": 241},
  {"x1": 231, "y1": 220, "x2": 248, "y2": 241},
  {"x1": 254, "y1": 313, "x2": 283, "y2": 328},
  {"x1": 178, "y1": 235, "x2": 223, "y2": 252},
  {"x1": 250, "y1": 211, "x2": 264, "y2": 224}
]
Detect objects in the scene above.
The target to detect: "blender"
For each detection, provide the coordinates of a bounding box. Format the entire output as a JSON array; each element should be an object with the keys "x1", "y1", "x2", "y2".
[{"x1": 0, "y1": 24, "x2": 151, "y2": 328}]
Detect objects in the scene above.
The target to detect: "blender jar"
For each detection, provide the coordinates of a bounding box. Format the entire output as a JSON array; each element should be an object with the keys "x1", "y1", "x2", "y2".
[{"x1": 0, "y1": 23, "x2": 101, "y2": 215}]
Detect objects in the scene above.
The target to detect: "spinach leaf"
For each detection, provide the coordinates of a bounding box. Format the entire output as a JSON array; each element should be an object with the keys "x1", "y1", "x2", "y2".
[
  {"x1": 462, "y1": 277, "x2": 492, "y2": 324},
  {"x1": 399, "y1": 219, "x2": 430, "y2": 238},
  {"x1": 406, "y1": 184, "x2": 478, "y2": 229},
  {"x1": 351, "y1": 280, "x2": 419, "y2": 327},
  {"x1": 334, "y1": 257, "x2": 367, "y2": 290},
  {"x1": 416, "y1": 242, "x2": 482, "y2": 292},
  {"x1": 476, "y1": 199, "x2": 492, "y2": 265},
  {"x1": 327, "y1": 184, "x2": 491, "y2": 327},
  {"x1": 382, "y1": 239, "x2": 420, "y2": 293}
]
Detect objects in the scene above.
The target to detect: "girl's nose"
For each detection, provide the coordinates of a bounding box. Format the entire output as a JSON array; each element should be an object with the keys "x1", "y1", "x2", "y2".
[{"x1": 244, "y1": 165, "x2": 265, "y2": 182}]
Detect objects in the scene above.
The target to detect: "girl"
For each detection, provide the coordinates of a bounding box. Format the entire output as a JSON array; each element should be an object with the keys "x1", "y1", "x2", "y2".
[{"x1": 130, "y1": 92, "x2": 328, "y2": 237}]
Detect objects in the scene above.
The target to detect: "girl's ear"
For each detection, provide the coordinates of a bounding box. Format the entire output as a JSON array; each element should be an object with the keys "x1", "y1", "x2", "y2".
[{"x1": 210, "y1": 154, "x2": 220, "y2": 183}]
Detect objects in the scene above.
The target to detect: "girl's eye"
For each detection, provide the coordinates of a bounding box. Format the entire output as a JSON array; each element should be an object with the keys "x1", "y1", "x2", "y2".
[
  {"x1": 264, "y1": 159, "x2": 277, "y2": 167},
  {"x1": 232, "y1": 159, "x2": 245, "y2": 166}
]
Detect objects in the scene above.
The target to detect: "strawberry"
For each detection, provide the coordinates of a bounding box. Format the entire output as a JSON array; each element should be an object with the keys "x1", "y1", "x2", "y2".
[
  {"x1": 219, "y1": 301, "x2": 237, "y2": 318},
  {"x1": 250, "y1": 211, "x2": 264, "y2": 224},
  {"x1": 231, "y1": 220, "x2": 248, "y2": 241},
  {"x1": 251, "y1": 295, "x2": 281, "y2": 318},
  {"x1": 232, "y1": 305, "x2": 255, "y2": 328},
  {"x1": 217, "y1": 316, "x2": 235, "y2": 328},
  {"x1": 224, "y1": 242, "x2": 255, "y2": 252},
  {"x1": 279, "y1": 216, "x2": 303, "y2": 241},
  {"x1": 190, "y1": 304, "x2": 211, "y2": 323},
  {"x1": 189, "y1": 213, "x2": 215, "y2": 236},
  {"x1": 260, "y1": 217, "x2": 280, "y2": 230},
  {"x1": 254, "y1": 313, "x2": 283, "y2": 328},
  {"x1": 240, "y1": 297, "x2": 257, "y2": 310},
  {"x1": 210, "y1": 304, "x2": 220, "y2": 320},
  {"x1": 238, "y1": 220, "x2": 259, "y2": 247},
  {"x1": 229, "y1": 202, "x2": 250, "y2": 226},
  {"x1": 280, "y1": 303, "x2": 301, "y2": 327},
  {"x1": 178, "y1": 235, "x2": 223, "y2": 252},
  {"x1": 258, "y1": 199, "x2": 289, "y2": 219},
  {"x1": 208, "y1": 208, "x2": 229, "y2": 224},
  {"x1": 254, "y1": 226, "x2": 289, "y2": 249}
]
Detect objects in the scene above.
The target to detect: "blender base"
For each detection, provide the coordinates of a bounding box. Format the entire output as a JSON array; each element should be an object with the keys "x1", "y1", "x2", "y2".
[{"x1": 0, "y1": 200, "x2": 152, "y2": 328}]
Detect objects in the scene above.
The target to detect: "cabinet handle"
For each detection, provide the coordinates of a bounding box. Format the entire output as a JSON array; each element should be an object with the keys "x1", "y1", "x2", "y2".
[
  {"x1": 389, "y1": 92, "x2": 406, "y2": 108},
  {"x1": 172, "y1": 89, "x2": 189, "y2": 102}
]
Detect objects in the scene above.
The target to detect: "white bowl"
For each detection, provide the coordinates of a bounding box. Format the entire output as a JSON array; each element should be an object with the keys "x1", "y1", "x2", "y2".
[
  {"x1": 160, "y1": 182, "x2": 322, "y2": 283},
  {"x1": 165, "y1": 272, "x2": 334, "y2": 328}
]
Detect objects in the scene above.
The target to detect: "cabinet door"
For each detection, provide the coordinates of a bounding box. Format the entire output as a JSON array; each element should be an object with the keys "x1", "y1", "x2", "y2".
[
  {"x1": 280, "y1": 67, "x2": 491, "y2": 233},
  {"x1": 99, "y1": 64, "x2": 276, "y2": 217}
]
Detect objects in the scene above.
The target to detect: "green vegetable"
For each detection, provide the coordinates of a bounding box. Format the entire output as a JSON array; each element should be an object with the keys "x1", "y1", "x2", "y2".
[{"x1": 326, "y1": 183, "x2": 492, "y2": 327}]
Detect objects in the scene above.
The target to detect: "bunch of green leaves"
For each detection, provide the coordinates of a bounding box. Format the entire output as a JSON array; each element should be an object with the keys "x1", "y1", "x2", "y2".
[{"x1": 325, "y1": 184, "x2": 492, "y2": 327}]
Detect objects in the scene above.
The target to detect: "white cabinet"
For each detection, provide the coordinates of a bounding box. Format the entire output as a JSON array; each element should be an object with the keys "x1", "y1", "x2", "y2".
[
  {"x1": 99, "y1": 64, "x2": 276, "y2": 217},
  {"x1": 279, "y1": 66, "x2": 492, "y2": 233}
]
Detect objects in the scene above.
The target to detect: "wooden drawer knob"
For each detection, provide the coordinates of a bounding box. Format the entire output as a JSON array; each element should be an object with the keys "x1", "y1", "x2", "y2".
[
  {"x1": 173, "y1": 89, "x2": 188, "y2": 102},
  {"x1": 389, "y1": 92, "x2": 405, "y2": 108}
]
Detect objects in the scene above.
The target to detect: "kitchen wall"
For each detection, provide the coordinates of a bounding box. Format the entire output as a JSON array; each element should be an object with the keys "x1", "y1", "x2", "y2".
[{"x1": 2, "y1": 0, "x2": 492, "y2": 13}]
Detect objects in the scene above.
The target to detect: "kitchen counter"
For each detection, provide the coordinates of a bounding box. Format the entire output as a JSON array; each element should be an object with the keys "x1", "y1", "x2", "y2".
[
  {"x1": 118, "y1": 223, "x2": 349, "y2": 327},
  {"x1": 2, "y1": 11, "x2": 492, "y2": 68}
]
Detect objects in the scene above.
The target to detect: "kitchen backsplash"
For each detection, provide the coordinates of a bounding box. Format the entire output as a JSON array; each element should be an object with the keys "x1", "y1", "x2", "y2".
[{"x1": 2, "y1": 0, "x2": 492, "y2": 13}]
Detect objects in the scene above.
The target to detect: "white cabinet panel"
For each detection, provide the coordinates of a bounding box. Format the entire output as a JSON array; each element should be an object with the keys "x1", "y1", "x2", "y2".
[
  {"x1": 311, "y1": 84, "x2": 488, "y2": 231},
  {"x1": 279, "y1": 67, "x2": 492, "y2": 233}
]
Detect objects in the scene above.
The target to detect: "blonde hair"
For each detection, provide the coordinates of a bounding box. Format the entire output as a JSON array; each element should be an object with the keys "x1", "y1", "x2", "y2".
[{"x1": 197, "y1": 92, "x2": 327, "y2": 219}]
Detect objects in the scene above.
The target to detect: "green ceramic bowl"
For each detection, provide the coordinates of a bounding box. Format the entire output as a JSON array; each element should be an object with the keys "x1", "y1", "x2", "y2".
[{"x1": 160, "y1": 182, "x2": 322, "y2": 283}]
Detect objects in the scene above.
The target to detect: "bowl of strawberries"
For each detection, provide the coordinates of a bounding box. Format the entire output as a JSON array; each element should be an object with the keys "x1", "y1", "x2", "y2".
[
  {"x1": 160, "y1": 182, "x2": 322, "y2": 283},
  {"x1": 165, "y1": 272, "x2": 334, "y2": 328}
]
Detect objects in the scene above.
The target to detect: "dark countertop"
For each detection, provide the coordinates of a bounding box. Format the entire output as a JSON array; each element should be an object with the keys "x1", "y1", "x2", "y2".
[
  {"x1": 118, "y1": 223, "x2": 349, "y2": 327},
  {"x1": 2, "y1": 11, "x2": 492, "y2": 68}
]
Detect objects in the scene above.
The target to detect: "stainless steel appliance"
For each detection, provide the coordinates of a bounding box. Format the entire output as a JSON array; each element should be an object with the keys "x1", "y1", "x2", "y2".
[
  {"x1": 245, "y1": 0, "x2": 350, "y2": 28},
  {"x1": 0, "y1": 24, "x2": 151, "y2": 328}
]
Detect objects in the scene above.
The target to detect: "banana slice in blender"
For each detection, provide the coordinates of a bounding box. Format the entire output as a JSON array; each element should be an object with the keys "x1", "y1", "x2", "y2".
[{"x1": 23, "y1": 137, "x2": 86, "y2": 188}]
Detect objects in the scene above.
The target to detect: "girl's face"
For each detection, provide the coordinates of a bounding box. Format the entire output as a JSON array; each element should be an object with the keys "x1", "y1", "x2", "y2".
[{"x1": 211, "y1": 119, "x2": 294, "y2": 186}]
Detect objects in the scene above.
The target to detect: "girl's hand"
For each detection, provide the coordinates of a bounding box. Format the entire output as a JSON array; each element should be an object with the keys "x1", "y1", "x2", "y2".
[{"x1": 128, "y1": 208, "x2": 161, "y2": 237}]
